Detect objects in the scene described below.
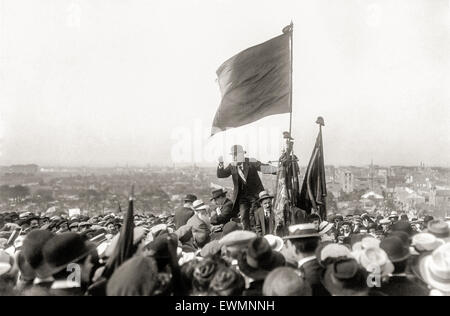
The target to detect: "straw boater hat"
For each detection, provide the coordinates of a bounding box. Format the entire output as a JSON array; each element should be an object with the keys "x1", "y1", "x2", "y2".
[
  {"x1": 258, "y1": 191, "x2": 273, "y2": 203},
  {"x1": 219, "y1": 230, "x2": 257, "y2": 248},
  {"x1": 418, "y1": 243, "x2": 450, "y2": 294},
  {"x1": 318, "y1": 221, "x2": 334, "y2": 235},
  {"x1": 412, "y1": 233, "x2": 445, "y2": 253},
  {"x1": 264, "y1": 234, "x2": 284, "y2": 252},
  {"x1": 192, "y1": 200, "x2": 209, "y2": 211},
  {"x1": 283, "y1": 223, "x2": 320, "y2": 240}
]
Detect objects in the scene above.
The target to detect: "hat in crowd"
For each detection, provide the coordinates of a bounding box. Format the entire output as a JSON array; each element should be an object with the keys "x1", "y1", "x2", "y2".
[
  {"x1": 55, "y1": 220, "x2": 68, "y2": 229},
  {"x1": 426, "y1": 220, "x2": 449, "y2": 239},
  {"x1": 219, "y1": 230, "x2": 256, "y2": 248},
  {"x1": 423, "y1": 215, "x2": 434, "y2": 224},
  {"x1": 418, "y1": 243, "x2": 450, "y2": 294},
  {"x1": 150, "y1": 224, "x2": 172, "y2": 238},
  {"x1": 193, "y1": 259, "x2": 219, "y2": 293},
  {"x1": 322, "y1": 258, "x2": 369, "y2": 296},
  {"x1": 318, "y1": 243, "x2": 353, "y2": 267},
  {"x1": 361, "y1": 236, "x2": 380, "y2": 249},
  {"x1": 69, "y1": 221, "x2": 80, "y2": 229},
  {"x1": 200, "y1": 240, "x2": 223, "y2": 258},
  {"x1": 388, "y1": 231, "x2": 411, "y2": 247},
  {"x1": 238, "y1": 237, "x2": 285, "y2": 280},
  {"x1": 210, "y1": 188, "x2": 227, "y2": 201},
  {"x1": 258, "y1": 191, "x2": 273, "y2": 203},
  {"x1": 357, "y1": 247, "x2": 394, "y2": 276},
  {"x1": 230, "y1": 144, "x2": 246, "y2": 155},
  {"x1": 318, "y1": 221, "x2": 334, "y2": 235},
  {"x1": 192, "y1": 200, "x2": 209, "y2": 211},
  {"x1": 16, "y1": 250, "x2": 35, "y2": 281},
  {"x1": 380, "y1": 236, "x2": 410, "y2": 263},
  {"x1": 391, "y1": 220, "x2": 414, "y2": 237},
  {"x1": 0, "y1": 250, "x2": 13, "y2": 276},
  {"x1": 184, "y1": 194, "x2": 197, "y2": 203},
  {"x1": 107, "y1": 256, "x2": 159, "y2": 296},
  {"x1": 209, "y1": 267, "x2": 245, "y2": 296},
  {"x1": 264, "y1": 235, "x2": 284, "y2": 252},
  {"x1": 283, "y1": 223, "x2": 320, "y2": 240},
  {"x1": 263, "y1": 267, "x2": 312, "y2": 296},
  {"x1": 21, "y1": 230, "x2": 55, "y2": 278},
  {"x1": 412, "y1": 233, "x2": 445, "y2": 253},
  {"x1": 379, "y1": 218, "x2": 391, "y2": 225},
  {"x1": 42, "y1": 232, "x2": 94, "y2": 277},
  {"x1": 19, "y1": 212, "x2": 32, "y2": 219},
  {"x1": 193, "y1": 230, "x2": 211, "y2": 248},
  {"x1": 221, "y1": 221, "x2": 241, "y2": 238},
  {"x1": 389, "y1": 211, "x2": 399, "y2": 219}
]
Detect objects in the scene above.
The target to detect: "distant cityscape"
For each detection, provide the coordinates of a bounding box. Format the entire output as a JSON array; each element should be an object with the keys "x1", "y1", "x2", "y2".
[{"x1": 0, "y1": 163, "x2": 449, "y2": 219}]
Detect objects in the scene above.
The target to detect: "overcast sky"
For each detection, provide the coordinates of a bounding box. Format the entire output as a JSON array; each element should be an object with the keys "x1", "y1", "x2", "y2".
[{"x1": 0, "y1": 0, "x2": 449, "y2": 167}]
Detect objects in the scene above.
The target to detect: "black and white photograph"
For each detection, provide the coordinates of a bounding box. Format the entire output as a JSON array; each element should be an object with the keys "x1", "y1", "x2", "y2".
[{"x1": 0, "y1": 0, "x2": 450, "y2": 300}]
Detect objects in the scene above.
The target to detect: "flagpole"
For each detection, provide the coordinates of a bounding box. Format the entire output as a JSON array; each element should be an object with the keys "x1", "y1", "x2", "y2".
[{"x1": 288, "y1": 21, "x2": 294, "y2": 136}]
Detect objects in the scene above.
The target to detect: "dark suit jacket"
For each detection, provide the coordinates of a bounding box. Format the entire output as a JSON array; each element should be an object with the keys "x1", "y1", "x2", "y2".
[
  {"x1": 254, "y1": 207, "x2": 275, "y2": 236},
  {"x1": 210, "y1": 198, "x2": 236, "y2": 225},
  {"x1": 174, "y1": 206, "x2": 194, "y2": 229},
  {"x1": 217, "y1": 158, "x2": 265, "y2": 214},
  {"x1": 299, "y1": 258, "x2": 330, "y2": 297},
  {"x1": 186, "y1": 213, "x2": 210, "y2": 236},
  {"x1": 381, "y1": 275, "x2": 429, "y2": 296}
]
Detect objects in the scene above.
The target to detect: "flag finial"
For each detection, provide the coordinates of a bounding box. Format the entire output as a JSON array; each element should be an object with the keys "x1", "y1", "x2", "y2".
[{"x1": 316, "y1": 116, "x2": 325, "y2": 126}]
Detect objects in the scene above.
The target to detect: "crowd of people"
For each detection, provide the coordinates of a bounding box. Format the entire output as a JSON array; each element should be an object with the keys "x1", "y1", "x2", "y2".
[{"x1": 0, "y1": 187, "x2": 449, "y2": 296}]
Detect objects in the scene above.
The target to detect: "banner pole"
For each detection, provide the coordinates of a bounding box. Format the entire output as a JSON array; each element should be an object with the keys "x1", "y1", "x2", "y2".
[{"x1": 288, "y1": 21, "x2": 294, "y2": 136}]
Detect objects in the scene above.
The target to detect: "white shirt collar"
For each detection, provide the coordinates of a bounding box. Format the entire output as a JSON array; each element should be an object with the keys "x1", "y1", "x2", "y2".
[
  {"x1": 297, "y1": 255, "x2": 316, "y2": 269},
  {"x1": 50, "y1": 280, "x2": 80, "y2": 290},
  {"x1": 33, "y1": 276, "x2": 54, "y2": 285}
]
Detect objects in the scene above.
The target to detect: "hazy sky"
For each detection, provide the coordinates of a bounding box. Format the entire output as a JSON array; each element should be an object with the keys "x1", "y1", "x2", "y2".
[{"x1": 0, "y1": 0, "x2": 449, "y2": 167}]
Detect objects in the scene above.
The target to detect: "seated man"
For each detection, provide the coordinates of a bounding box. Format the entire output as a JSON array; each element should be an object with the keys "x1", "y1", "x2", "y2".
[
  {"x1": 186, "y1": 200, "x2": 211, "y2": 238},
  {"x1": 174, "y1": 194, "x2": 196, "y2": 229},
  {"x1": 210, "y1": 188, "x2": 236, "y2": 226}
]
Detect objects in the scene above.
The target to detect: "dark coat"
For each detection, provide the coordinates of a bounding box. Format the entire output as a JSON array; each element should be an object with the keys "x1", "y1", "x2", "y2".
[
  {"x1": 174, "y1": 206, "x2": 194, "y2": 229},
  {"x1": 254, "y1": 207, "x2": 275, "y2": 236},
  {"x1": 299, "y1": 259, "x2": 330, "y2": 297},
  {"x1": 380, "y1": 275, "x2": 430, "y2": 296},
  {"x1": 210, "y1": 198, "x2": 236, "y2": 225},
  {"x1": 217, "y1": 158, "x2": 265, "y2": 214}
]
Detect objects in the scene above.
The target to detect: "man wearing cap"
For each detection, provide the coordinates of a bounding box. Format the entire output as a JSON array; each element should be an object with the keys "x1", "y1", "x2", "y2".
[
  {"x1": 283, "y1": 223, "x2": 330, "y2": 296},
  {"x1": 254, "y1": 191, "x2": 275, "y2": 237},
  {"x1": 210, "y1": 188, "x2": 235, "y2": 226},
  {"x1": 175, "y1": 194, "x2": 197, "y2": 229},
  {"x1": 217, "y1": 145, "x2": 273, "y2": 231}
]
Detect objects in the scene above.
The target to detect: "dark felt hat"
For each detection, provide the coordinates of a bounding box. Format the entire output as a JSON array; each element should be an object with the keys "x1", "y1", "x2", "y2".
[
  {"x1": 238, "y1": 237, "x2": 285, "y2": 280},
  {"x1": 322, "y1": 258, "x2": 369, "y2": 296},
  {"x1": 22, "y1": 229, "x2": 55, "y2": 278},
  {"x1": 210, "y1": 188, "x2": 227, "y2": 201},
  {"x1": 184, "y1": 194, "x2": 197, "y2": 203},
  {"x1": 41, "y1": 232, "x2": 93, "y2": 278}
]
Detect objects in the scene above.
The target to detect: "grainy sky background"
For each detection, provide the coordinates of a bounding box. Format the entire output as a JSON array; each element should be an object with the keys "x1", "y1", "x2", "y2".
[{"x1": 0, "y1": 0, "x2": 449, "y2": 167}]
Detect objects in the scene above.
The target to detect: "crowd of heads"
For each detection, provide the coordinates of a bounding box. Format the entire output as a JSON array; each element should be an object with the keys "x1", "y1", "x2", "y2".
[{"x1": 0, "y1": 196, "x2": 449, "y2": 296}]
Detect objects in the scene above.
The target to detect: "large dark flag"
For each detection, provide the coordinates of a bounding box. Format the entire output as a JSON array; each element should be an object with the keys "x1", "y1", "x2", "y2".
[
  {"x1": 211, "y1": 26, "x2": 292, "y2": 135},
  {"x1": 299, "y1": 121, "x2": 327, "y2": 220},
  {"x1": 102, "y1": 188, "x2": 135, "y2": 278}
]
